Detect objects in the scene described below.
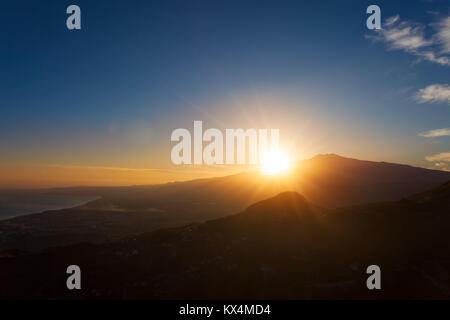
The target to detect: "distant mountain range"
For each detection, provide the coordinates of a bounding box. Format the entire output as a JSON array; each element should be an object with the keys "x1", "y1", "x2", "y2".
[
  {"x1": 1, "y1": 154, "x2": 449, "y2": 252},
  {"x1": 53, "y1": 153, "x2": 450, "y2": 209},
  {"x1": 1, "y1": 178, "x2": 449, "y2": 299}
]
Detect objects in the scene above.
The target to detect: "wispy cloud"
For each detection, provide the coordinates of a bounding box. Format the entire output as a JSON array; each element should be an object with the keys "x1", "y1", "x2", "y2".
[
  {"x1": 436, "y1": 16, "x2": 450, "y2": 54},
  {"x1": 432, "y1": 163, "x2": 450, "y2": 172},
  {"x1": 419, "y1": 128, "x2": 450, "y2": 137},
  {"x1": 366, "y1": 15, "x2": 450, "y2": 66},
  {"x1": 426, "y1": 152, "x2": 450, "y2": 171},
  {"x1": 435, "y1": 162, "x2": 448, "y2": 168},
  {"x1": 415, "y1": 84, "x2": 450, "y2": 104},
  {"x1": 425, "y1": 152, "x2": 450, "y2": 162},
  {"x1": 419, "y1": 51, "x2": 450, "y2": 65}
]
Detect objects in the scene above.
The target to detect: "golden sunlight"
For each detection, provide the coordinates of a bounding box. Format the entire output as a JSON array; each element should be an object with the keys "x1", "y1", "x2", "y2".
[{"x1": 260, "y1": 148, "x2": 291, "y2": 175}]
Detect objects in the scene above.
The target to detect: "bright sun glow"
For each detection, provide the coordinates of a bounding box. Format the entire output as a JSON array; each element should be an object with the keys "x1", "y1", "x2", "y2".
[{"x1": 260, "y1": 148, "x2": 291, "y2": 175}]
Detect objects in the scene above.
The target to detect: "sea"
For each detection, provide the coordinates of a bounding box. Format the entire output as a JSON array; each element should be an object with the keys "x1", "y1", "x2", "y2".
[{"x1": 0, "y1": 191, "x2": 99, "y2": 220}]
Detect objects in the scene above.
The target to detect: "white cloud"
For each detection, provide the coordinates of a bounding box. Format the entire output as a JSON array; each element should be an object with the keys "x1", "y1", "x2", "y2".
[
  {"x1": 431, "y1": 162, "x2": 450, "y2": 172},
  {"x1": 427, "y1": 157, "x2": 450, "y2": 171},
  {"x1": 435, "y1": 162, "x2": 447, "y2": 167},
  {"x1": 436, "y1": 16, "x2": 450, "y2": 54},
  {"x1": 367, "y1": 15, "x2": 450, "y2": 66},
  {"x1": 415, "y1": 84, "x2": 450, "y2": 104},
  {"x1": 385, "y1": 15, "x2": 400, "y2": 27},
  {"x1": 419, "y1": 128, "x2": 450, "y2": 137},
  {"x1": 419, "y1": 51, "x2": 450, "y2": 65},
  {"x1": 426, "y1": 152, "x2": 450, "y2": 162},
  {"x1": 379, "y1": 16, "x2": 432, "y2": 50}
]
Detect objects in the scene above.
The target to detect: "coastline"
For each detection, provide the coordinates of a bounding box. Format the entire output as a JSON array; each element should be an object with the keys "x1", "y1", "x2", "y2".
[{"x1": 0, "y1": 193, "x2": 99, "y2": 221}]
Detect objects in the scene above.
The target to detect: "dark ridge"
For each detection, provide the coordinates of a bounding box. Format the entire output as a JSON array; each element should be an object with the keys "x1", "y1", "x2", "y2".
[{"x1": 245, "y1": 191, "x2": 310, "y2": 214}]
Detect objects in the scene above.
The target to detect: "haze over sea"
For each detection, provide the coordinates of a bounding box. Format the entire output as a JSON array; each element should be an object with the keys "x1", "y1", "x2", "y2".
[{"x1": 0, "y1": 191, "x2": 98, "y2": 220}]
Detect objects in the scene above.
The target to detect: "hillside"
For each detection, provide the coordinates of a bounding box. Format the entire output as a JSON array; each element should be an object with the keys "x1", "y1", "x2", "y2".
[
  {"x1": 1, "y1": 154, "x2": 449, "y2": 252},
  {"x1": 1, "y1": 181, "x2": 450, "y2": 299}
]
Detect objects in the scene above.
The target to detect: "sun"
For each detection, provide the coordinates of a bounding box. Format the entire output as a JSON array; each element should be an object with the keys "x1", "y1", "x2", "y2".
[{"x1": 260, "y1": 148, "x2": 291, "y2": 175}]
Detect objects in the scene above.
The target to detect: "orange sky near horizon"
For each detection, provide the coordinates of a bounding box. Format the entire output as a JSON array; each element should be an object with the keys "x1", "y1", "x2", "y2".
[
  {"x1": 0, "y1": 163, "x2": 251, "y2": 189},
  {"x1": 0, "y1": 152, "x2": 447, "y2": 189},
  {"x1": 1, "y1": 94, "x2": 447, "y2": 189}
]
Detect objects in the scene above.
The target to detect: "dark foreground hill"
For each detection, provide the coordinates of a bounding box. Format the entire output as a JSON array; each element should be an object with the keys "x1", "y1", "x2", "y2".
[
  {"x1": 1, "y1": 154, "x2": 449, "y2": 252},
  {"x1": 1, "y1": 181, "x2": 450, "y2": 299}
]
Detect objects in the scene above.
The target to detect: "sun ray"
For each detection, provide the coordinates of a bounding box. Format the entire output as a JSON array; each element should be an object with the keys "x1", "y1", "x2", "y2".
[{"x1": 260, "y1": 148, "x2": 291, "y2": 175}]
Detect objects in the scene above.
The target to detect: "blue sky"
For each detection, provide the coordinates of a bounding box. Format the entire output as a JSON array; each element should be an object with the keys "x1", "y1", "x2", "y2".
[{"x1": 0, "y1": 0, "x2": 449, "y2": 187}]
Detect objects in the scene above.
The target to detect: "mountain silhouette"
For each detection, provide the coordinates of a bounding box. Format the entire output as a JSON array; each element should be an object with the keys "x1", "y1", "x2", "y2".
[
  {"x1": 1, "y1": 154, "x2": 450, "y2": 252},
  {"x1": 407, "y1": 180, "x2": 450, "y2": 209},
  {"x1": 2, "y1": 180, "x2": 450, "y2": 299},
  {"x1": 92, "y1": 153, "x2": 450, "y2": 210},
  {"x1": 296, "y1": 154, "x2": 450, "y2": 206},
  {"x1": 241, "y1": 192, "x2": 322, "y2": 222}
]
